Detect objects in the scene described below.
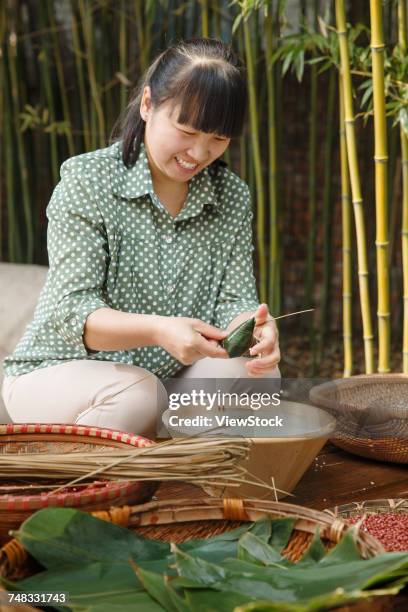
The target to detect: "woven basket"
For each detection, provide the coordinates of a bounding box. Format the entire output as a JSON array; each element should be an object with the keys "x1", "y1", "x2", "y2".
[
  {"x1": 327, "y1": 498, "x2": 408, "y2": 519},
  {"x1": 309, "y1": 374, "x2": 408, "y2": 463},
  {"x1": 0, "y1": 497, "x2": 385, "y2": 611},
  {"x1": 0, "y1": 423, "x2": 157, "y2": 545}
]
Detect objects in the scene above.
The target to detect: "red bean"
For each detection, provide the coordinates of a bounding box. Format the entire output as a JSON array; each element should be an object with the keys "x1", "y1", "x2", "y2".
[{"x1": 346, "y1": 513, "x2": 408, "y2": 551}]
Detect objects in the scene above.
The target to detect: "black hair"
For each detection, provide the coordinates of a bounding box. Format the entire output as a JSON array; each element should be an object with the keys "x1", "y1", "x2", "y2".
[{"x1": 109, "y1": 37, "x2": 248, "y2": 177}]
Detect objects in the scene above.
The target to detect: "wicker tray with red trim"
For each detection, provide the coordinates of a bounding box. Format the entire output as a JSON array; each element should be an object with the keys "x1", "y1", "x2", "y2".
[{"x1": 0, "y1": 423, "x2": 157, "y2": 544}]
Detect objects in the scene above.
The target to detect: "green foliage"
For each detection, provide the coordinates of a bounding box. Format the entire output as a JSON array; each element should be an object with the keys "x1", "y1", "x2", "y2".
[{"x1": 3, "y1": 508, "x2": 408, "y2": 611}]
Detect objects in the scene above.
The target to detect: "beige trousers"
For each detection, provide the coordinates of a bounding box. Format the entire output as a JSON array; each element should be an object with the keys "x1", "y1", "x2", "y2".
[{"x1": 1, "y1": 358, "x2": 281, "y2": 439}]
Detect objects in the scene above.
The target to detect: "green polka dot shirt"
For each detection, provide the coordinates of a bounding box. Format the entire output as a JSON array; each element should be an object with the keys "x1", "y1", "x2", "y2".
[{"x1": 3, "y1": 140, "x2": 260, "y2": 379}]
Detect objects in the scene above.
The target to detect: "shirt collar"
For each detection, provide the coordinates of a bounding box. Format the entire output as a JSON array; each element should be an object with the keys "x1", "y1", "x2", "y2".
[{"x1": 111, "y1": 140, "x2": 220, "y2": 215}]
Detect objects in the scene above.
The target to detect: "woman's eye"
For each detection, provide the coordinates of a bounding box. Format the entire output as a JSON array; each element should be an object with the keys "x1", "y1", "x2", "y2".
[{"x1": 178, "y1": 129, "x2": 195, "y2": 135}]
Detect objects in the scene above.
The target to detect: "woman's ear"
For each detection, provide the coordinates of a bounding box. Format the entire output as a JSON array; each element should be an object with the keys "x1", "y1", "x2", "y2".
[{"x1": 140, "y1": 86, "x2": 152, "y2": 122}]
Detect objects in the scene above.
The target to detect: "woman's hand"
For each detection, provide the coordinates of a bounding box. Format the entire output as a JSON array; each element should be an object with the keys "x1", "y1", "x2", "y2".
[
  {"x1": 154, "y1": 316, "x2": 229, "y2": 365},
  {"x1": 245, "y1": 303, "x2": 281, "y2": 377}
]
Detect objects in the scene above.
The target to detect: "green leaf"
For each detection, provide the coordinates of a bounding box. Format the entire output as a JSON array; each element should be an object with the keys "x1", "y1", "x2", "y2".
[
  {"x1": 237, "y1": 533, "x2": 283, "y2": 566},
  {"x1": 317, "y1": 526, "x2": 361, "y2": 566},
  {"x1": 185, "y1": 588, "x2": 255, "y2": 611},
  {"x1": 221, "y1": 316, "x2": 256, "y2": 357},
  {"x1": 295, "y1": 528, "x2": 326, "y2": 567},
  {"x1": 282, "y1": 50, "x2": 295, "y2": 77},
  {"x1": 249, "y1": 518, "x2": 272, "y2": 542},
  {"x1": 135, "y1": 565, "x2": 189, "y2": 612},
  {"x1": 178, "y1": 522, "x2": 253, "y2": 563},
  {"x1": 295, "y1": 51, "x2": 305, "y2": 82},
  {"x1": 269, "y1": 518, "x2": 296, "y2": 553},
  {"x1": 399, "y1": 107, "x2": 408, "y2": 137},
  {"x1": 13, "y1": 562, "x2": 163, "y2": 612},
  {"x1": 12, "y1": 508, "x2": 171, "y2": 570},
  {"x1": 173, "y1": 545, "x2": 227, "y2": 586}
]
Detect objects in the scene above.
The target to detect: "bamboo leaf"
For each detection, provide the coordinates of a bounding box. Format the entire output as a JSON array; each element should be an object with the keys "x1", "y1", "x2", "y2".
[
  {"x1": 9, "y1": 562, "x2": 163, "y2": 611},
  {"x1": 232, "y1": 12, "x2": 244, "y2": 35},
  {"x1": 133, "y1": 564, "x2": 189, "y2": 612},
  {"x1": 221, "y1": 316, "x2": 256, "y2": 357},
  {"x1": 360, "y1": 83, "x2": 373, "y2": 109},
  {"x1": 237, "y1": 533, "x2": 283, "y2": 566},
  {"x1": 295, "y1": 51, "x2": 305, "y2": 82},
  {"x1": 399, "y1": 107, "x2": 408, "y2": 137},
  {"x1": 12, "y1": 508, "x2": 171, "y2": 570},
  {"x1": 282, "y1": 50, "x2": 295, "y2": 76}
]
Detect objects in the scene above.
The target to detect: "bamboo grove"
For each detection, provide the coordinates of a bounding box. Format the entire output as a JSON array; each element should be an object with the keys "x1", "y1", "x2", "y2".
[{"x1": 1, "y1": 1, "x2": 407, "y2": 376}]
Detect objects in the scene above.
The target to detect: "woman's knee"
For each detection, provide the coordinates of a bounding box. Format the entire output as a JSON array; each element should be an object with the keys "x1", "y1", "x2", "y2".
[{"x1": 75, "y1": 365, "x2": 168, "y2": 438}]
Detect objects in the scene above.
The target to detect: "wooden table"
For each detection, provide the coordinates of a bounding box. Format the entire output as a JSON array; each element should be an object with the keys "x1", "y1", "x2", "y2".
[
  {"x1": 155, "y1": 442, "x2": 408, "y2": 611},
  {"x1": 157, "y1": 441, "x2": 408, "y2": 509}
]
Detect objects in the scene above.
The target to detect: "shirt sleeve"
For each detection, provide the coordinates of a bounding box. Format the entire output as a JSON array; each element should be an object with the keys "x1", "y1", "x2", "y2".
[
  {"x1": 212, "y1": 189, "x2": 260, "y2": 330},
  {"x1": 46, "y1": 157, "x2": 110, "y2": 355}
]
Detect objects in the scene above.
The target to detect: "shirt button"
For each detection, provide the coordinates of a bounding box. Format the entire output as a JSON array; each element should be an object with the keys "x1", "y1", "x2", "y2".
[
  {"x1": 164, "y1": 235, "x2": 173, "y2": 243},
  {"x1": 70, "y1": 316, "x2": 78, "y2": 326},
  {"x1": 167, "y1": 284, "x2": 176, "y2": 293}
]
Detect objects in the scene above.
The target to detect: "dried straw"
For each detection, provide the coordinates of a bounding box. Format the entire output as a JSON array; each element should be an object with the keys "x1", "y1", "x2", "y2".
[{"x1": 0, "y1": 435, "x2": 288, "y2": 498}]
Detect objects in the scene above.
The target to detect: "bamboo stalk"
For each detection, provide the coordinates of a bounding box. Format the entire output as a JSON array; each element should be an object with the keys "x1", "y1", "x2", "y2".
[
  {"x1": 3, "y1": 30, "x2": 22, "y2": 262},
  {"x1": 304, "y1": 57, "x2": 318, "y2": 319},
  {"x1": 6, "y1": 4, "x2": 33, "y2": 263},
  {"x1": 398, "y1": 0, "x2": 408, "y2": 372},
  {"x1": 242, "y1": 8, "x2": 267, "y2": 304},
  {"x1": 201, "y1": 0, "x2": 209, "y2": 37},
  {"x1": 318, "y1": 67, "x2": 336, "y2": 366},
  {"x1": 264, "y1": 4, "x2": 280, "y2": 317},
  {"x1": 46, "y1": 0, "x2": 75, "y2": 157},
  {"x1": 340, "y1": 77, "x2": 353, "y2": 377},
  {"x1": 134, "y1": 0, "x2": 147, "y2": 73},
  {"x1": 370, "y1": 0, "x2": 391, "y2": 373},
  {"x1": 119, "y1": 0, "x2": 127, "y2": 113},
  {"x1": 70, "y1": 0, "x2": 91, "y2": 151},
  {"x1": 38, "y1": 2, "x2": 59, "y2": 186},
  {"x1": 78, "y1": 0, "x2": 105, "y2": 148},
  {"x1": 335, "y1": 0, "x2": 374, "y2": 374}
]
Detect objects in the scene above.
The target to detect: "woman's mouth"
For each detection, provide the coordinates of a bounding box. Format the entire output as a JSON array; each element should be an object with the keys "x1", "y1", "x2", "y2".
[{"x1": 175, "y1": 155, "x2": 198, "y2": 172}]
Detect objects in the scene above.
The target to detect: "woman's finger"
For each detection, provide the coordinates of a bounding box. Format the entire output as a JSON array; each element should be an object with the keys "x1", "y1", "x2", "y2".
[{"x1": 248, "y1": 349, "x2": 281, "y2": 369}]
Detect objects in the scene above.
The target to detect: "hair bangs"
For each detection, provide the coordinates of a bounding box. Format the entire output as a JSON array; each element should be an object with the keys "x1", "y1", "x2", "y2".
[{"x1": 170, "y1": 63, "x2": 246, "y2": 139}]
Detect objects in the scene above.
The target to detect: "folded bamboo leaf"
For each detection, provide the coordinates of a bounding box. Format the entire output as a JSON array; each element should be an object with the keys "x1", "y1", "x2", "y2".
[
  {"x1": 295, "y1": 528, "x2": 326, "y2": 567},
  {"x1": 317, "y1": 526, "x2": 362, "y2": 566},
  {"x1": 7, "y1": 508, "x2": 408, "y2": 611},
  {"x1": 247, "y1": 518, "x2": 272, "y2": 542},
  {"x1": 269, "y1": 518, "x2": 297, "y2": 554},
  {"x1": 185, "y1": 588, "x2": 257, "y2": 611},
  {"x1": 11, "y1": 507, "x2": 170, "y2": 570},
  {"x1": 134, "y1": 565, "x2": 189, "y2": 612},
  {"x1": 9, "y1": 562, "x2": 162, "y2": 612},
  {"x1": 221, "y1": 316, "x2": 256, "y2": 357},
  {"x1": 237, "y1": 532, "x2": 284, "y2": 566}
]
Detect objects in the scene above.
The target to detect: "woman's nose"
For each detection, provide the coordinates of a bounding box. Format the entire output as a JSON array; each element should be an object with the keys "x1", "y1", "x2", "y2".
[{"x1": 188, "y1": 148, "x2": 210, "y2": 164}]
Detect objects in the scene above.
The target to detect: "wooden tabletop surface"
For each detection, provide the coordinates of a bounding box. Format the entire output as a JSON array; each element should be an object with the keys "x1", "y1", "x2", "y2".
[{"x1": 156, "y1": 441, "x2": 408, "y2": 510}]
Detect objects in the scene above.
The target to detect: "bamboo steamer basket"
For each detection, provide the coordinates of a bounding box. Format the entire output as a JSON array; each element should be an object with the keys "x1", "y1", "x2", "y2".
[
  {"x1": 0, "y1": 423, "x2": 157, "y2": 545},
  {"x1": 309, "y1": 374, "x2": 408, "y2": 463},
  {"x1": 0, "y1": 497, "x2": 385, "y2": 611}
]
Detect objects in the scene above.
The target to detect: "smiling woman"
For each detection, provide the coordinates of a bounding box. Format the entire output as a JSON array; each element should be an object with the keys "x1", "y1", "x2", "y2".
[{"x1": 1, "y1": 38, "x2": 281, "y2": 436}]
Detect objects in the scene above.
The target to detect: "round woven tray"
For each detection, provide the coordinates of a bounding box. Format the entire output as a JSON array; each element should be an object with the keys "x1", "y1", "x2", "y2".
[
  {"x1": 309, "y1": 374, "x2": 408, "y2": 463},
  {"x1": 327, "y1": 498, "x2": 408, "y2": 519},
  {"x1": 0, "y1": 423, "x2": 157, "y2": 545},
  {"x1": 0, "y1": 497, "x2": 385, "y2": 610}
]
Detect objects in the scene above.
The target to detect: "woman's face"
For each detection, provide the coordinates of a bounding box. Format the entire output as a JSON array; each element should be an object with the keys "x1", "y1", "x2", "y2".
[{"x1": 140, "y1": 86, "x2": 231, "y2": 185}]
